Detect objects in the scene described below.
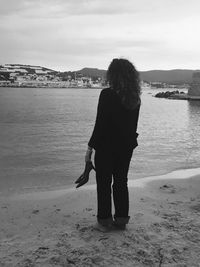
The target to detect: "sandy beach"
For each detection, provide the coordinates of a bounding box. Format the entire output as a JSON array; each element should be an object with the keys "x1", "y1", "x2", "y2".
[{"x1": 0, "y1": 169, "x2": 200, "y2": 266}]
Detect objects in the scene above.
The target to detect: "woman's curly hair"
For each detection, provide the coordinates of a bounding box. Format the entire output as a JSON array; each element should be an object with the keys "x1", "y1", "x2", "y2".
[{"x1": 107, "y1": 58, "x2": 141, "y2": 110}]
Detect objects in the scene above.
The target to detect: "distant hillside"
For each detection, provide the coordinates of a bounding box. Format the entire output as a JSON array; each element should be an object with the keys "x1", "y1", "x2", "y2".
[
  {"x1": 78, "y1": 68, "x2": 106, "y2": 79},
  {"x1": 78, "y1": 68, "x2": 197, "y2": 84},
  {"x1": 140, "y1": 69, "x2": 196, "y2": 84}
]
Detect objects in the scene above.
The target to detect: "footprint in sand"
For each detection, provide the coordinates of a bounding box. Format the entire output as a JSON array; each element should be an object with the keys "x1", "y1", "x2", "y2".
[
  {"x1": 85, "y1": 208, "x2": 93, "y2": 211},
  {"x1": 160, "y1": 184, "x2": 176, "y2": 193},
  {"x1": 32, "y1": 209, "x2": 40, "y2": 214},
  {"x1": 134, "y1": 212, "x2": 144, "y2": 218},
  {"x1": 190, "y1": 203, "x2": 200, "y2": 212}
]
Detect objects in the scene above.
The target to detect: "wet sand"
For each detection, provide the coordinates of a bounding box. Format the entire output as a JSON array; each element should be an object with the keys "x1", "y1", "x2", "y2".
[{"x1": 0, "y1": 169, "x2": 200, "y2": 266}]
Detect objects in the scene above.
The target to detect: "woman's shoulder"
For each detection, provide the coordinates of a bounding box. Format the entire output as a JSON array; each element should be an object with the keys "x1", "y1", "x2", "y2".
[
  {"x1": 101, "y1": 88, "x2": 120, "y2": 103},
  {"x1": 100, "y1": 87, "x2": 117, "y2": 98},
  {"x1": 101, "y1": 87, "x2": 111, "y2": 94}
]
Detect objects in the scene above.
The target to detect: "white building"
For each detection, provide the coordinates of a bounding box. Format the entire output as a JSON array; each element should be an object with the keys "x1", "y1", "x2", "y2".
[{"x1": 35, "y1": 70, "x2": 48, "y2": 74}]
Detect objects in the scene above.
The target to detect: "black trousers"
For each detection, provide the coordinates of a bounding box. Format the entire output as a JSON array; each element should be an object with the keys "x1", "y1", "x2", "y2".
[{"x1": 94, "y1": 148, "x2": 133, "y2": 220}]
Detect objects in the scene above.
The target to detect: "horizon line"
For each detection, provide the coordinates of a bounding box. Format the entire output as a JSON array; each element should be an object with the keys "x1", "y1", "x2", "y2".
[{"x1": 1, "y1": 63, "x2": 199, "y2": 73}]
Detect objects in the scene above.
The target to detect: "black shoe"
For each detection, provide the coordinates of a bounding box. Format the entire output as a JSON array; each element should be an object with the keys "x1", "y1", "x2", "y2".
[{"x1": 112, "y1": 216, "x2": 130, "y2": 230}]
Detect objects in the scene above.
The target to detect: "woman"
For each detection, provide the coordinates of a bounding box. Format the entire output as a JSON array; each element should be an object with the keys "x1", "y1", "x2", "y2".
[{"x1": 85, "y1": 58, "x2": 141, "y2": 230}]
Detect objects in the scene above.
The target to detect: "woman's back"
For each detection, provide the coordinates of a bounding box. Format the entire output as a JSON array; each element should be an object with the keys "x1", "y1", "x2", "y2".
[
  {"x1": 101, "y1": 88, "x2": 140, "y2": 151},
  {"x1": 88, "y1": 87, "x2": 140, "y2": 152}
]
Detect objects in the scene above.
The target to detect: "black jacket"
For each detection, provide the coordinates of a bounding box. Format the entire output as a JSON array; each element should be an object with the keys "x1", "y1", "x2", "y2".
[{"x1": 88, "y1": 88, "x2": 140, "y2": 152}]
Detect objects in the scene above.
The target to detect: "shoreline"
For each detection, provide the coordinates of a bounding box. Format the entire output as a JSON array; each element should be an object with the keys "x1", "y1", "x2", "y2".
[
  {"x1": 1, "y1": 165, "x2": 199, "y2": 199},
  {"x1": 8, "y1": 167, "x2": 200, "y2": 201},
  {"x1": 1, "y1": 168, "x2": 200, "y2": 266},
  {"x1": 0, "y1": 85, "x2": 103, "y2": 89}
]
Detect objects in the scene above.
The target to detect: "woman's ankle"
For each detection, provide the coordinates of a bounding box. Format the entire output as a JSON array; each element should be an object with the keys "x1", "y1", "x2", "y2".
[{"x1": 113, "y1": 216, "x2": 130, "y2": 225}]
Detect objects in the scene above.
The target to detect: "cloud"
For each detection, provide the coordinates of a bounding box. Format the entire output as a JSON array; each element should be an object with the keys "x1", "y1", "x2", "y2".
[
  {"x1": 0, "y1": 0, "x2": 139, "y2": 18},
  {"x1": 1, "y1": 0, "x2": 200, "y2": 18},
  {"x1": 1, "y1": 0, "x2": 200, "y2": 70},
  {"x1": 0, "y1": 0, "x2": 23, "y2": 15}
]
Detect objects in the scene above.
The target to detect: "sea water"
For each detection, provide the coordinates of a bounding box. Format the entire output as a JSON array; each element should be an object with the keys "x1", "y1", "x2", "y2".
[{"x1": 0, "y1": 87, "x2": 200, "y2": 194}]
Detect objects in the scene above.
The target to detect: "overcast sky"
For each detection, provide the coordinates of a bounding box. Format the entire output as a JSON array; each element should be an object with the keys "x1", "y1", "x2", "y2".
[{"x1": 0, "y1": 0, "x2": 200, "y2": 71}]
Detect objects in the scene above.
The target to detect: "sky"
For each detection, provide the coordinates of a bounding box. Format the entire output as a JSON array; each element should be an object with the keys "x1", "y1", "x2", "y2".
[{"x1": 0, "y1": 0, "x2": 200, "y2": 71}]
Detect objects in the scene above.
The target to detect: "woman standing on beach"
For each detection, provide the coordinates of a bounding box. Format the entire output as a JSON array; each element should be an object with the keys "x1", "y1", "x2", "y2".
[{"x1": 86, "y1": 58, "x2": 141, "y2": 230}]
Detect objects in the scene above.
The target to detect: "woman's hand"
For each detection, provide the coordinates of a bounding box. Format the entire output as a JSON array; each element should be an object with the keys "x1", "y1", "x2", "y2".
[
  {"x1": 75, "y1": 161, "x2": 95, "y2": 188},
  {"x1": 85, "y1": 146, "x2": 93, "y2": 162}
]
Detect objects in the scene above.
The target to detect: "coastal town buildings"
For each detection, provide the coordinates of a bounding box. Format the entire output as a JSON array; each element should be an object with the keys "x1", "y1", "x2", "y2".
[{"x1": 0, "y1": 64, "x2": 105, "y2": 88}]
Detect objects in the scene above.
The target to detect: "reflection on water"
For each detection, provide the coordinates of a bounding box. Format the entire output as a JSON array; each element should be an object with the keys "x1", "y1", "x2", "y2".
[
  {"x1": 187, "y1": 100, "x2": 200, "y2": 139},
  {"x1": 186, "y1": 100, "x2": 200, "y2": 168},
  {"x1": 0, "y1": 87, "x2": 200, "y2": 194},
  {"x1": 188, "y1": 100, "x2": 200, "y2": 116}
]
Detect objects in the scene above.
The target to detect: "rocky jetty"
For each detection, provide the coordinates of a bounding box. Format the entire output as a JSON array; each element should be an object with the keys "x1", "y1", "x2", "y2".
[
  {"x1": 155, "y1": 71, "x2": 200, "y2": 100},
  {"x1": 155, "y1": 90, "x2": 188, "y2": 99}
]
